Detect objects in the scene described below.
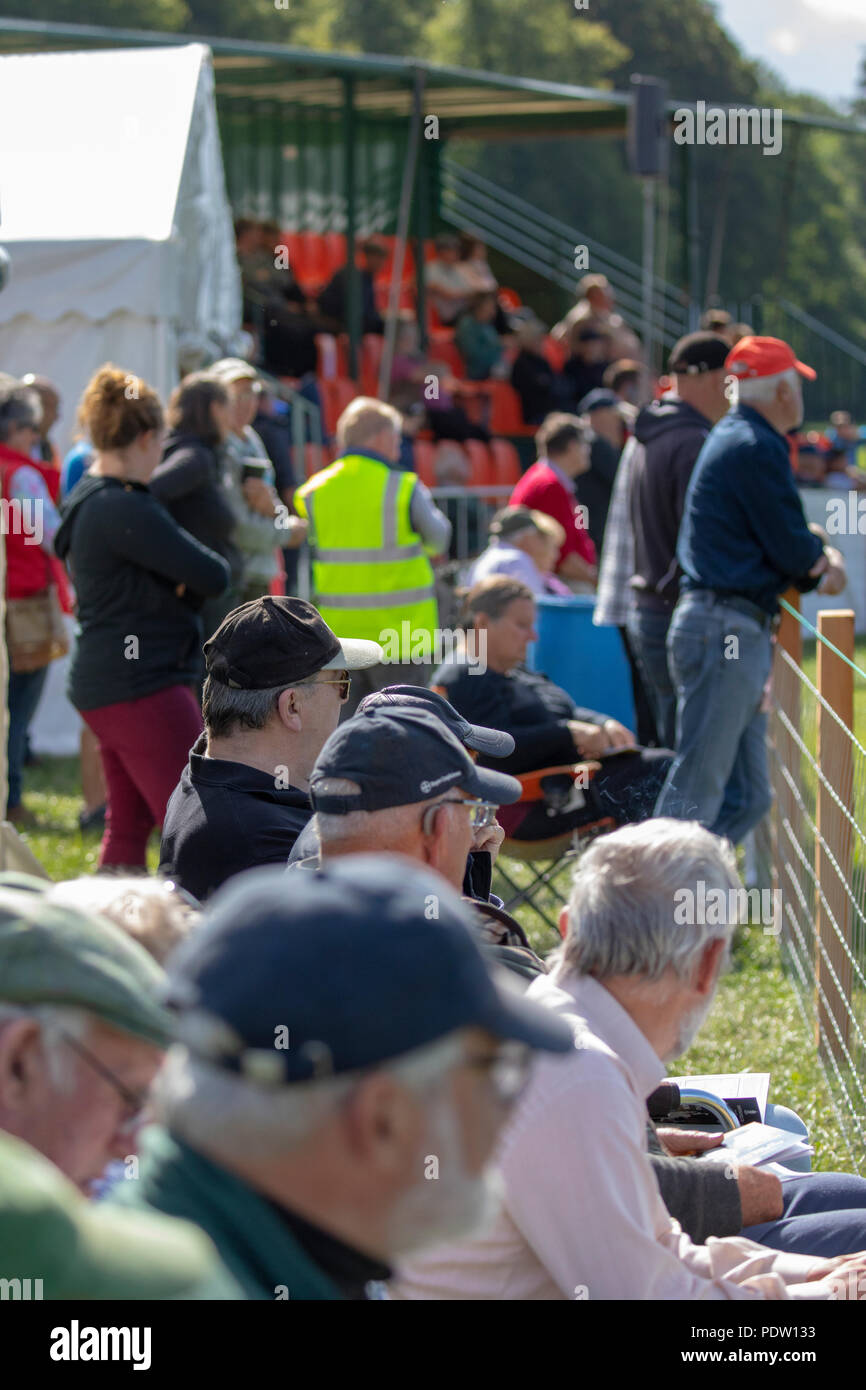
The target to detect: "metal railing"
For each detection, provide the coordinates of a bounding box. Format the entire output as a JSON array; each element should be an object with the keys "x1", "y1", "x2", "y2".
[
  {"x1": 767, "y1": 596, "x2": 866, "y2": 1171},
  {"x1": 440, "y1": 155, "x2": 691, "y2": 349}
]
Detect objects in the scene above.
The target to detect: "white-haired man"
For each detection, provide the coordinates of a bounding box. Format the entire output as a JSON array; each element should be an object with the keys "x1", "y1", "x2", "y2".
[
  {"x1": 295, "y1": 397, "x2": 452, "y2": 712},
  {"x1": 112, "y1": 857, "x2": 572, "y2": 1299},
  {"x1": 392, "y1": 820, "x2": 866, "y2": 1300},
  {"x1": 654, "y1": 336, "x2": 846, "y2": 842}
]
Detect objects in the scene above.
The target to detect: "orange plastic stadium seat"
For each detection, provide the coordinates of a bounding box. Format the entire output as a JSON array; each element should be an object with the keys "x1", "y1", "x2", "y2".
[
  {"x1": 324, "y1": 231, "x2": 347, "y2": 274},
  {"x1": 490, "y1": 439, "x2": 522, "y2": 486},
  {"x1": 429, "y1": 339, "x2": 464, "y2": 379},
  {"x1": 413, "y1": 440, "x2": 437, "y2": 486},
  {"x1": 359, "y1": 334, "x2": 384, "y2": 396},
  {"x1": 299, "y1": 232, "x2": 329, "y2": 287},
  {"x1": 541, "y1": 335, "x2": 566, "y2": 372},
  {"x1": 486, "y1": 381, "x2": 529, "y2": 435},
  {"x1": 464, "y1": 440, "x2": 494, "y2": 486},
  {"x1": 319, "y1": 378, "x2": 358, "y2": 436}
]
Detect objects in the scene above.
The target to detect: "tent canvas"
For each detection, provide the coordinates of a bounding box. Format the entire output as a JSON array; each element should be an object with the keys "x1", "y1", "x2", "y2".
[
  {"x1": 0, "y1": 43, "x2": 241, "y2": 756},
  {"x1": 0, "y1": 42, "x2": 241, "y2": 458}
]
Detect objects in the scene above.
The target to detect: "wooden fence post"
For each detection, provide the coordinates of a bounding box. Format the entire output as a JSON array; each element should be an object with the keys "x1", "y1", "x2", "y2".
[{"x1": 815, "y1": 608, "x2": 855, "y2": 1062}]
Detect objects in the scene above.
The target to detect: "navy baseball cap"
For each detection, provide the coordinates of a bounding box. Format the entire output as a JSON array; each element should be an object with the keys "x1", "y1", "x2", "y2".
[
  {"x1": 165, "y1": 857, "x2": 573, "y2": 1083},
  {"x1": 577, "y1": 388, "x2": 620, "y2": 414},
  {"x1": 309, "y1": 706, "x2": 521, "y2": 814},
  {"x1": 357, "y1": 685, "x2": 515, "y2": 759}
]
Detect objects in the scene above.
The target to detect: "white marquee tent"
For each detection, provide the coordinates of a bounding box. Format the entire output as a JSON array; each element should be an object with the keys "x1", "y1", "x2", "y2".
[
  {"x1": 0, "y1": 42, "x2": 242, "y2": 755},
  {"x1": 0, "y1": 42, "x2": 241, "y2": 454}
]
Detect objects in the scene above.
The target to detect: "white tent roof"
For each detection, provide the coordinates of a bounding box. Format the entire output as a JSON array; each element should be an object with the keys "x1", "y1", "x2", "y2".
[
  {"x1": 0, "y1": 42, "x2": 241, "y2": 449},
  {"x1": 0, "y1": 44, "x2": 204, "y2": 243}
]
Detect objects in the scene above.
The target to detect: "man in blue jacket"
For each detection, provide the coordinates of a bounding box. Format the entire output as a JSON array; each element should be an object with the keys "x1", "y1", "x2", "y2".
[{"x1": 655, "y1": 336, "x2": 846, "y2": 842}]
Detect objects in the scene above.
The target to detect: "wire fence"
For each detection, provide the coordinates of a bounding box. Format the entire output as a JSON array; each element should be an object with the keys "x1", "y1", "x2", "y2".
[{"x1": 766, "y1": 598, "x2": 866, "y2": 1172}]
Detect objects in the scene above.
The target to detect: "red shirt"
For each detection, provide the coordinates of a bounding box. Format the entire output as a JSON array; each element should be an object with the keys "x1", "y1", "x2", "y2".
[{"x1": 509, "y1": 459, "x2": 597, "y2": 570}]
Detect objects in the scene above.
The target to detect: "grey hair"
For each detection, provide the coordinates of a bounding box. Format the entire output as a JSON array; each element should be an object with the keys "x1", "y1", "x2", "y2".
[
  {"x1": 154, "y1": 1032, "x2": 466, "y2": 1164},
  {"x1": 0, "y1": 384, "x2": 42, "y2": 443},
  {"x1": 314, "y1": 777, "x2": 423, "y2": 846},
  {"x1": 0, "y1": 1004, "x2": 89, "y2": 1088},
  {"x1": 729, "y1": 366, "x2": 799, "y2": 407},
  {"x1": 202, "y1": 675, "x2": 318, "y2": 738},
  {"x1": 559, "y1": 818, "x2": 741, "y2": 982}
]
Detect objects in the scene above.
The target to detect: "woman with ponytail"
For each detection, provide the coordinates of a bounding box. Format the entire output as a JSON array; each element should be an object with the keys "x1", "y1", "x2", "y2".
[{"x1": 55, "y1": 365, "x2": 230, "y2": 870}]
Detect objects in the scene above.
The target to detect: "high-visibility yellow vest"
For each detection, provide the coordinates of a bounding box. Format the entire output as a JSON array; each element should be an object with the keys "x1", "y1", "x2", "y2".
[{"x1": 295, "y1": 454, "x2": 439, "y2": 660}]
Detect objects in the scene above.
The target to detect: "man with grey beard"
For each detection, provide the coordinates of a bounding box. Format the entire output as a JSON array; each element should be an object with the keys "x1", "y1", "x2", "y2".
[
  {"x1": 392, "y1": 820, "x2": 866, "y2": 1300},
  {"x1": 110, "y1": 855, "x2": 571, "y2": 1299}
]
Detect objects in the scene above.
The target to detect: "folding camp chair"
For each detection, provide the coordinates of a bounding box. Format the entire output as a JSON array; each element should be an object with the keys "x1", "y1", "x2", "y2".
[{"x1": 492, "y1": 761, "x2": 616, "y2": 939}]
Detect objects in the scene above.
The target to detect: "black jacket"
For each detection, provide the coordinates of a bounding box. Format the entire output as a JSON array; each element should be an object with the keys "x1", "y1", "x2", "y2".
[
  {"x1": 433, "y1": 662, "x2": 608, "y2": 775},
  {"x1": 55, "y1": 476, "x2": 230, "y2": 711},
  {"x1": 150, "y1": 433, "x2": 243, "y2": 584},
  {"x1": 159, "y1": 735, "x2": 313, "y2": 900},
  {"x1": 629, "y1": 397, "x2": 713, "y2": 606},
  {"x1": 510, "y1": 349, "x2": 557, "y2": 425}
]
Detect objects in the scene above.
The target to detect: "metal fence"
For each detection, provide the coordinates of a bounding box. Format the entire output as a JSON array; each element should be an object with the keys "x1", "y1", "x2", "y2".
[{"x1": 767, "y1": 596, "x2": 866, "y2": 1172}]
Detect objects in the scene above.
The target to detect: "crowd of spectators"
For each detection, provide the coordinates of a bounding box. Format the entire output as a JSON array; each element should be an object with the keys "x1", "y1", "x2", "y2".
[{"x1": 4, "y1": 220, "x2": 866, "y2": 1305}]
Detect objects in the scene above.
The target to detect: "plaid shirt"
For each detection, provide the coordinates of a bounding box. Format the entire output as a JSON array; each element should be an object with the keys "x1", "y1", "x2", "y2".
[{"x1": 593, "y1": 435, "x2": 642, "y2": 628}]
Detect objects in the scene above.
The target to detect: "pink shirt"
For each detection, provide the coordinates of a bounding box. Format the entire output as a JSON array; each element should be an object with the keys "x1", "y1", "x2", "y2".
[{"x1": 391, "y1": 968, "x2": 832, "y2": 1301}]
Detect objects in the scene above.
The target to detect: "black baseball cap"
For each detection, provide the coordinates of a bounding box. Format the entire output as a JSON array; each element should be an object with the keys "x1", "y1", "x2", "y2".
[
  {"x1": 667, "y1": 332, "x2": 730, "y2": 376},
  {"x1": 310, "y1": 706, "x2": 521, "y2": 814},
  {"x1": 165, "y1": 857, "x2": 573, "y2": 1083},
  {"x1": 203, "y1": 596, "x2": 382, "y2": 690},
  {"x1": 357, "y1": 685, "x2": 515, "y2": 759}
]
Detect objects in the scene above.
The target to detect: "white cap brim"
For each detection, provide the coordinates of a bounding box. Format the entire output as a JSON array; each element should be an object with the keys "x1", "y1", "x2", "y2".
[{"x1": 321, "y1": 639, "x2": 383, "y2": 672}]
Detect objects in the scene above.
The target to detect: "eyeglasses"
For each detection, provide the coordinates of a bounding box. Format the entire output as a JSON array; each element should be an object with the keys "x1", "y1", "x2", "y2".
[
  {"x1": 463, "y1": 1042, "x2": 533, "y2": 1106},
  {"x1": 425, "y1": 796, "x2": 499, "y2": 831},
  {"x1": 294, "y1": 671, "x2": 352, "y2": 703},
  {"x1": 61, "y1": 1032, "x2": 150, "y2": 1132}
]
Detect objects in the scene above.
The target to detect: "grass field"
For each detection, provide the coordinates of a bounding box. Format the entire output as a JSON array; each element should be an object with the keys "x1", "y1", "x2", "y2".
[{"x1": 14, "y1": 632, "x2": 866, "y2": 1173}]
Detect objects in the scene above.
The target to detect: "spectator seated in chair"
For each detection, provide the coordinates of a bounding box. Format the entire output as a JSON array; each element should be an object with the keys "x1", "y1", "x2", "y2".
[
  {"x1": 432, "y1": 576, "x2": 672, "y2": 843},
  {"x1": 465, "y1": 506, "x2": 570, "y2": 597}
]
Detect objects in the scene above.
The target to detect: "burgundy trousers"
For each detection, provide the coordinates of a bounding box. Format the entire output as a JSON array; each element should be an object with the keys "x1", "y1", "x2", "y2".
[{"x1": 82, "y1": 684, "x2": 202, "y2": 868}]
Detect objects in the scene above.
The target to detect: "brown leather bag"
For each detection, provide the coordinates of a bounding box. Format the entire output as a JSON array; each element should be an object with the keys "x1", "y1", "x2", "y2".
[{"x1": 6, "y1": 586, "x2": 69, "y2": 673}]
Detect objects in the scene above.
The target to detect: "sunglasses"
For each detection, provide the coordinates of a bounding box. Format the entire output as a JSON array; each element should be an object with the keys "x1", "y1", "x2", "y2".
[{"x1": 294, "y1": 670, "x2": 352, "y2": 702}]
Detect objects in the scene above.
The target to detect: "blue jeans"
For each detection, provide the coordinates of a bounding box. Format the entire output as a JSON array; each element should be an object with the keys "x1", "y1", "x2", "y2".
[
  {"x1": 7, "y1": 665, "x2": 49, "y2": 810},
  {"x1": 654, "y1": 591, "x2": 773, "y2": 844},
  {"x1": 745, "y1": 1172, "x2": 866, "y2": 1256},
  {"x1": 626, "y1": 604, "x2": 676, "y2": 748}
]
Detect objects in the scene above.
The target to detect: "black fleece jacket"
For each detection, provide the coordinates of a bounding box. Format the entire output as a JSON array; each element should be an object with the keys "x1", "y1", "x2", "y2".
[{"x1": 55, "y1": 475, "x2": 230, "y2": 710}]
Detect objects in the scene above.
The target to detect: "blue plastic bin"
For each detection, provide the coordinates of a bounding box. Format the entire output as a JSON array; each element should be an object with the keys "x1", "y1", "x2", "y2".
[{"x1": 528, "y1": 595, "x2": 636, "y2": 732}]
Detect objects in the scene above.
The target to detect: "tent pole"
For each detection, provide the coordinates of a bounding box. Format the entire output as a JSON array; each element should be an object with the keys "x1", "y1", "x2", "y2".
[{"x1": 378, "y1": 67, "x2": 426, "y2": 400}]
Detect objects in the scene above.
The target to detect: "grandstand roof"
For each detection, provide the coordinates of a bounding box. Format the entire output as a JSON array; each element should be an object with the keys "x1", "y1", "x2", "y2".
[{"x1": 2, "y1": 16, "x2": 866, "y2": 141}]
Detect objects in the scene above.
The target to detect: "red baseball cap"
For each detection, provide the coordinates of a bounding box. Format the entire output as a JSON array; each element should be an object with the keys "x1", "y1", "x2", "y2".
[{"x1": 725, "y1": 335, "x2": 816, "y2": 381}]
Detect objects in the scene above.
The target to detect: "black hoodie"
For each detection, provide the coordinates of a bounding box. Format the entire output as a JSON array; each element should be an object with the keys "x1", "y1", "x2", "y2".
[
  {"x1": 55, "y1": 475, "x2": 230, "y2": 711},
  {"x1": 628, "y1": 396, "x2": 713, "y2": 606}
]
